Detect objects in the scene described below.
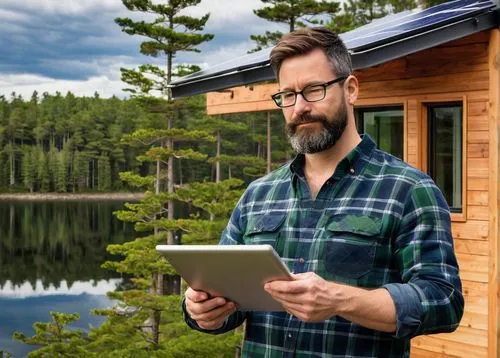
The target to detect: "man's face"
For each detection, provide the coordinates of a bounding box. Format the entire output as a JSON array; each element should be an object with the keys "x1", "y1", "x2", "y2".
[{"x1": 278, "y1": 48, "x2": 348, "y2": 154}]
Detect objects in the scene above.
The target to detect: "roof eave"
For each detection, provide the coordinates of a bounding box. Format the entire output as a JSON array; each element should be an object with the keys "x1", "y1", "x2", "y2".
[
  {"x1": 351, "y1": 8, "x2": 500, "y2": 70},
  {"x1": 171, "y1": 8, "x2": 500, "y2": 99}
]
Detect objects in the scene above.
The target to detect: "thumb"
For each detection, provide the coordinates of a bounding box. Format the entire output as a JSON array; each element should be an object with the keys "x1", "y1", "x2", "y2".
[{"x1": 292, "y1": 272, "x2": 315, "y2": 280}]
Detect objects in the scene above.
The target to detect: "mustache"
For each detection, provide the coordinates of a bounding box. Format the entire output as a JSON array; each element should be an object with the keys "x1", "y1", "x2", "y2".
[
  {"x1": 289, "y1": 113, "x2": 326, "y2": 127},
  {"x1": 287, "y1": 114, "x2": 327, "y2": 132},
  {"x1": 295, "y1": 114, "x2": 324, "y2": 124}
]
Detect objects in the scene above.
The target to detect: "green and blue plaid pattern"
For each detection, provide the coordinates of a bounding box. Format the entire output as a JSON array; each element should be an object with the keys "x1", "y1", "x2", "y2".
[{"x1": 185, "y1": 135, "x2": 464, "y2": 358}]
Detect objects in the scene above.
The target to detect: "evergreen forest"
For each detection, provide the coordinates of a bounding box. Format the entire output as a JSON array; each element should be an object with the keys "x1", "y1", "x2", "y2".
[{"x1": 0, "y1": 91, "x2": 290, "y2": 193}]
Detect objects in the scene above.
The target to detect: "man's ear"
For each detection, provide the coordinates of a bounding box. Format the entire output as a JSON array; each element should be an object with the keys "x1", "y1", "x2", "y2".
[{"x1": 344, "y1": 75, "x2": 359, "y2": 105}]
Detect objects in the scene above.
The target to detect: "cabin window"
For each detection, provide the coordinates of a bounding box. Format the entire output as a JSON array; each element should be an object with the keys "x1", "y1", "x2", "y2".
[
  {"x1": 427, "y1": 103, "x2": 463, "y2": 212},
  {"x1": 355, "y1": 106, "x2": 404, "y2": 159}
]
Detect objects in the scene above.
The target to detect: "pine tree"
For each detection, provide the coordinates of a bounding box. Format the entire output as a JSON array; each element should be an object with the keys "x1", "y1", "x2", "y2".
[
  {"x1": 47, "y1": 145, "x2": 58, "y2": 191},
  {"x1": 21, "y1": 146, "x2": 36, "y2": 192},
  {"x1": 115, "y1": 0, "x2": 214, "y2": 252},
  {"x1": 249, "y1": 0, "x2": 340, "y2": 53},
  {"x1": 97, "y1": 155, "x2": 111, "y2": 191},
  {"x1": 328, "y1": 0, "x2": 389, "y2": 33},
  {"x1": 389, "y1": 0, "x2": 417, "y2": 13},
  {"x1": 55, "y1": 150, "x2": 67, "y2": 192},
  {"x1": 72, "y1": 150, "x2": 88, "y2": 192},
  {"x1": 188, "y1": 115, "x2": 251, "y2": 182},
  {"x1": 35, "y1": 147, "x2": 49, "y2": 192},
  {"x1": 419, "y1": 0, "x2": 450, "y2": 8},
  {"x1": 13, "y1": 312, "x2": 95, "y2": 358},
  {"x1": 90, "y1": 0, "x2": 221, "y2": 350},
  {"x1": 5, "y1": 107, "x2": 26, "y2": 187}
]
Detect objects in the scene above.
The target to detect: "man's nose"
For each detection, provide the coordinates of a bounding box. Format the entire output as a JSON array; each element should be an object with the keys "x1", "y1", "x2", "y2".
[{"x1": 293, "y1": 93, "x2": 311, "y2": 116}]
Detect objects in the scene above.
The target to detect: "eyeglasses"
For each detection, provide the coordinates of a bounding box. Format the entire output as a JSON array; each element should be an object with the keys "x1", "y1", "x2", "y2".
[{"x1": 271, "y1": 76, "x2": 348, "y2": 108}]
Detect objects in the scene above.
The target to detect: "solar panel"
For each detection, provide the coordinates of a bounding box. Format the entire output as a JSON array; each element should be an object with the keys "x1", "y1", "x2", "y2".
[
  {"x1": 172, "y1": 48, "x2": 272, "y2": 85},
  {"x1": 342, "y1": 0, "x2": 495, "y2": 51}
]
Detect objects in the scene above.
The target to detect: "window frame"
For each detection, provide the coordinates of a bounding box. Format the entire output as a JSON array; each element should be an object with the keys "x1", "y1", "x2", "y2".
[
  {"x1": 420, "y1": 97, "x2": 467, "y2": 222},
  {"x1": 354, "y1": 103, "x2": 407, "y2": 162}
]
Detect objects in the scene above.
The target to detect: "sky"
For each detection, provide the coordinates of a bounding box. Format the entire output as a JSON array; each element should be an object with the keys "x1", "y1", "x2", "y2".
[{"x1": 0, "y1": 0, "x2": 288, "y2": 99}]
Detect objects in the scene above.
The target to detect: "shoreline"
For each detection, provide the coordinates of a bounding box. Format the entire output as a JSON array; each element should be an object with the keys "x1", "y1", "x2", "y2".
[{"x1": 0, "y1": 192, "x2": 145, "y2": 201}]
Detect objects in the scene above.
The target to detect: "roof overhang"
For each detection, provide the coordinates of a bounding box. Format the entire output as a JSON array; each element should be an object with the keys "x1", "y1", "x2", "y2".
[{"x1": 171, "y1": 4, "x2": 500, "y2": 99}]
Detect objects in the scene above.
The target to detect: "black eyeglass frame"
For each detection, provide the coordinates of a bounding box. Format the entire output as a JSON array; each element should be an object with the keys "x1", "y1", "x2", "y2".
[{"x1": 271, "y1": 76, "x2": 348, "y2": 108}]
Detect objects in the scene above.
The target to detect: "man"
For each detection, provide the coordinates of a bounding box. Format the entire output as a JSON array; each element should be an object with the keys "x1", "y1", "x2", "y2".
[{"x1": 183, "y1": 27, "x2": 464, "y2": 357}]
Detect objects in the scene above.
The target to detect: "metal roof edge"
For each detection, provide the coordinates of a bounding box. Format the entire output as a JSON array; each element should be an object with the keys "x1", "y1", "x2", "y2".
[{"x1": 171, "y1": 65, "x2": 274, "y2": 99}]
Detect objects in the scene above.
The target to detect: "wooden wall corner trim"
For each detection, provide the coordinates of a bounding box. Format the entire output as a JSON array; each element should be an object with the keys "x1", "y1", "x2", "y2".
[{"x1": 487, "y1": 27, "x2": 499, "y2": 358}]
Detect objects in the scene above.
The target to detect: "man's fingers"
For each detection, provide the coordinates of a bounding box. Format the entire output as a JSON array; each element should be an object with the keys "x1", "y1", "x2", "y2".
[
  {"x1": 187, "y1": 296, "x2": 226, "y2": 315},
  {"x1": 190, "y1": 301, "x2": 236, "y2": 323},
  {"x1": 266, "y1": 288, "x2": 303, "y2": 305},
  {"x1": 276, "y1": 300, "x2": 304, "y2": 313}
]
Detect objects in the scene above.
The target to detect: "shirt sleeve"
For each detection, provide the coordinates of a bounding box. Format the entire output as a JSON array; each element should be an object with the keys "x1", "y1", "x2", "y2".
[{"x1": 383, "y1": 179, "x2": 464, "y2": 338}]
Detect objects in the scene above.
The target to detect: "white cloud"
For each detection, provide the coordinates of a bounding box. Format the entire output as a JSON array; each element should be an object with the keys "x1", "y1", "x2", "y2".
[
  {"x1": 195, "y1": 39, "x2": 257, "y2": 69},
  {"x1": 0, "y1": 8, "x2": 30, "y2": 22},
  {"x1": 190, "y1": 0, "x2": 286, "y2": 34},
  {"x1": 1, "y1": 0, "x2": 122, "y2": 15},
  {"x1": 38, "y1": 55, "x2": 143, "y2": 80},
  {"x1": 191, "y1": 0, "x2": 262, "y2": 26},
  {"x1": 0, "y1": 279, "x2": 121, "y2": 298}
]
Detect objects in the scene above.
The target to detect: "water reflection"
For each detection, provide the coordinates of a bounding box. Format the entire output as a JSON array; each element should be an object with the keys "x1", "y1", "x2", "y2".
[
  {"x1": 0, "y1": 279, "x2": 121, "y2": 298},
  {"x1": 0, "y1": 201, "x2": 133, "y2": 357}
]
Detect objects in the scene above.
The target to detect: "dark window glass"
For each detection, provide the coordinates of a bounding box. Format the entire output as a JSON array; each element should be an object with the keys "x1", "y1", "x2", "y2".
[
  {"x1": 355, "y1": 107, "x2": 404, "y2": 159},
  {"x1": 428, "y1": 104, "x2": 462, "y2": 212}
]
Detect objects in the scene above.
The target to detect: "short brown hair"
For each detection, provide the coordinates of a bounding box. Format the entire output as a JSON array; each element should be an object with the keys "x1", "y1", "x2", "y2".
[{"x1": 270, "y1": 27, "x2": 352, "y2": 79}]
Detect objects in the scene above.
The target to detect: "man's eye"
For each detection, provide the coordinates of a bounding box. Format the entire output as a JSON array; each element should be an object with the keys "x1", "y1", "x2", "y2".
[{"x1": 304, "y1": 86, "x2": 323, "y2": 96}]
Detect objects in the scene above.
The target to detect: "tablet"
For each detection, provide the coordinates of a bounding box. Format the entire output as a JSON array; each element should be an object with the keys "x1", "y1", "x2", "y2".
[{"x1": 156, "y1": 244, "x2": 292, "y2": 311}]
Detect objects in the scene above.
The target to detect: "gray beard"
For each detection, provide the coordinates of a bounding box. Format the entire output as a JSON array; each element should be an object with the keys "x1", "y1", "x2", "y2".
[{"x1": 286, "y1": 104, "x2": 348, "y2": 154}]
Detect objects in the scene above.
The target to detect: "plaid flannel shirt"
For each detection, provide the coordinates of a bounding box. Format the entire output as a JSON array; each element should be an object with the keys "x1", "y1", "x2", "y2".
[{"x1": 184, "y1": 135, "x2": 464, "y2": 358}]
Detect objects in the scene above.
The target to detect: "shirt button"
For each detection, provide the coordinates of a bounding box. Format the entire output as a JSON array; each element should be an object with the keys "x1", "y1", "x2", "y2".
[
  {"x1": 298, "y1": 258, "x2": 305, "y2": 264},
  {"x1": 349, "y1": 168, "x2": 355, "y2": 174}
]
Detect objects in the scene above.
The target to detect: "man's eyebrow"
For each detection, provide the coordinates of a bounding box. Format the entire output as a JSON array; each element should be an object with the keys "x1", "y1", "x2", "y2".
[
  {"x1": 278, "y1": 85, "x2": 293, "y2": 91},
  {"x1": 280, "y1": 80, "x2": 325, "y2": 92},
  {"x1": 304, "y1": 80, "x2": 326, "y2": 86}
]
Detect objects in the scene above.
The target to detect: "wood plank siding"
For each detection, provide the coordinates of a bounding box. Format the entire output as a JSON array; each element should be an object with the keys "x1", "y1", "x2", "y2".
[{"x1": 206, "y1": 29, "x2": 500, "y2": 357}]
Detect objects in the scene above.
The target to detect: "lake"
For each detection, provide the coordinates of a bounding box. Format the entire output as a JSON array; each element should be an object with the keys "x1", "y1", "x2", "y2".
[{"x1": 0, "y1": 200, "x2": 134, "y2": 358}]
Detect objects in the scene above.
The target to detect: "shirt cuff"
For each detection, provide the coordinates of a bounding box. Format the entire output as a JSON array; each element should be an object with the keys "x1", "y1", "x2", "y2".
[
  {"x1": 181, "y1": 298, "x2": 229, "y2": 335},
  {"x1": 383, "y1": 283, "x2": 423, "y2": 338}
]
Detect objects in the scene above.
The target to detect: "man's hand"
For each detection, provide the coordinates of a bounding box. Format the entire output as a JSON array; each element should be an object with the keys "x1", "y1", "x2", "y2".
[
  {"x1": 185, "y1": 287, "x2": 237, "y2": 330},
  {"x1": 264, "y1": 272, "x2": 340, "y2": 322},
  {"x1": 264, "y1": 272, "x2": 397, "y2": 332}
]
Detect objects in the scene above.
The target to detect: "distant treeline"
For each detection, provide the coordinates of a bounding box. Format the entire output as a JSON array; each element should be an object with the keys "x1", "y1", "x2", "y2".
[{"x1": 0, "y1": 91, "x2": 290, "y2": 193}]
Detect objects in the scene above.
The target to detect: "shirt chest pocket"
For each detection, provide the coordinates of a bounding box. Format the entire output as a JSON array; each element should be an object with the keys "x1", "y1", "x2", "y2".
[
  {"x1": 322, "y1": 214, "x2": 381, "y2": 281},
  {"x1": 244, "y1": 212, "x2": 287, "y2": 249}
]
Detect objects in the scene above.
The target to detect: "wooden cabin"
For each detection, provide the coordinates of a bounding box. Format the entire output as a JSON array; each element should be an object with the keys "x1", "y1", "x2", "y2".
[{"x1": 171, "y1": 1, "x2": 500, "y2": 357}]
